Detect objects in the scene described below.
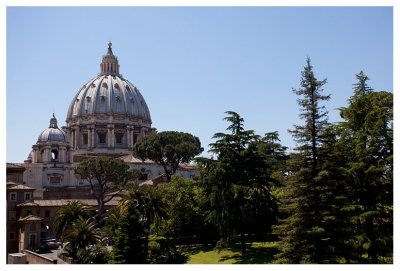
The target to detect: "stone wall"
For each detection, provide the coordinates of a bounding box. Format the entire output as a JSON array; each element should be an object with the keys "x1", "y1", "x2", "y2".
[{"x1": 24, "y1": 249, "x2": 57, "y2": 264}]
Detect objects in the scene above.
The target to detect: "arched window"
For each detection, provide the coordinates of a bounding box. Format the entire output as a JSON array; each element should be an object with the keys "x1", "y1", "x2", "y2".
[{"x1": 51, "y1": 149, "x2": 58, "y2": 161}]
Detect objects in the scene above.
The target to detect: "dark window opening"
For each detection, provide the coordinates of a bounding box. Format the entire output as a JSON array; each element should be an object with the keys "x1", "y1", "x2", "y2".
[
  {"x1": 25, "y1": 193, "x2": 31, "y2": 201},
  {"x1": 83, "y1": 133, "x2": 88, "y2": 145},
  {"x1": 116, "y1": 134, "x2": 123, "y2": 144},
  {"x1": 27, "y1": 210, "x2": 32, "y2": 216},
  {"x1": 50, "y1": 176, "x2": 61, "y2": 183},
  {"x1": 9, "y1": 232, "x2": 15, "y2": 240},
  {"x1": 99, "y1": 134, "x2": 106, "y2": 144},
  {"x1": 10, "y1": 192, "x2": 16, "y2": 201},
  {"x1": 45, "y1": 210, "x2": 50, "y2": 218}
]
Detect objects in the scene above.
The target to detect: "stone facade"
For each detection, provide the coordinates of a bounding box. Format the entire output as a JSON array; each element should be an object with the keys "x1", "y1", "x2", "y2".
[
  {"x1": 6, "y1": 43, "x2": 197, "y2": 259},
  {"x1": 21, "y1": 43, "x2": 197, "y2": 199}
]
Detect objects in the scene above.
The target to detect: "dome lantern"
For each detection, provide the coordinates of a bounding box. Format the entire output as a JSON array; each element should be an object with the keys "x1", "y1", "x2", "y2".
[
  {"x1": 49, "y1": 113, "x2": 58, "y2": 128},
  {"x1": 100, "y1": 41, "x2": 120, "y2": 76}
]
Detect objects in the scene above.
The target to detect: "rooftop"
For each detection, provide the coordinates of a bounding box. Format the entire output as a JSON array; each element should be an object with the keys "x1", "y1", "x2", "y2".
[
  {"x1": 18, "y1": 215, "x2": 43, "y2": 222},
  {"x1": 31, "y1": 198, "x2": 120, "y2": 207},
  {"x1": 7, "y1": 184, "x2": 36, "y2": 190},
  {"x1": 6, "y1": 163, "x2": 25, "y2": 169}
]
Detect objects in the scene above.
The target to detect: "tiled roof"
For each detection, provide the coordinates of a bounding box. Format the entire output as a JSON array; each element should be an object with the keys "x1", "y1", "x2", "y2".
[
  {"x1": 140, "y1": 174, "x2": 167, "y2": 187},
  {"x1": 7, "y1": 184, "x2": 35, "y2": 190},
  {"x1": 120, "y1": 154, "x2": 154, "y2": 164},
  {"x1": 33, "y1": 198, "x2": 120, "y2": 207},
  {"x1": 179, "y1": 164, "x2": 196, "y2": 170},
  {"x1": 18, "y1": 215, "x2": 43, "y2": 222},
  {"x1": 17, "y1": 201, "x2": 39, "y2": 207},
  {"x1": 120, "y1": 154, "x2": 197, "y2": 170},
  {"x1": 6, "y1": 163, "x2": 25, "y2": 169},
  {"x1": 6, "y1": 181, "x2": 17, "y2": 186}
]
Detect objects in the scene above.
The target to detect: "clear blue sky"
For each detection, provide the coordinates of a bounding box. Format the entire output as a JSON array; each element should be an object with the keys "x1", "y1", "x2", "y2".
[{"x1": 6, "y1": 6, "x2": 393, "y2": 162}]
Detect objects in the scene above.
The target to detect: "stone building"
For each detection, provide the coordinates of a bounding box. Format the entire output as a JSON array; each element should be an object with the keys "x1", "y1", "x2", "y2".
[
  {"x1": 22, "y1": 42, "x2": 196, "y2": 199},
  {"x1": 6, "y1": 180, "x2": 119, "y2": 258},
  {"x1": 6, "y1": 43, "x2": 197, "y2": 257}
]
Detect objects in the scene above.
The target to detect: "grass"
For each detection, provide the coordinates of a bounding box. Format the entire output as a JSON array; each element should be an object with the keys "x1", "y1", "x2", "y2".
[{"x1": 180, "y1": 242, "x2": 279, "y2": 264}]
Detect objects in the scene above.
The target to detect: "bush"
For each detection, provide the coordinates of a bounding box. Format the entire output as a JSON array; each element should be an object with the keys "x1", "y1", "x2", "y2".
[{"x1": 147, "y1": 238, "x2": 186, "y2": 264}]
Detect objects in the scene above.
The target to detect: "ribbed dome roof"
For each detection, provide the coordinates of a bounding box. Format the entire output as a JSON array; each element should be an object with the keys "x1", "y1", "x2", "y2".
[
  {"x1": 67, "y1": 75, "x2": 151, "y2": 120},
  {"x1": 67, "y1": 43, "x2": 151, "y2": 122},
  {"x1": 37, "y1": 114, "x2": 68, "y2": 143}
]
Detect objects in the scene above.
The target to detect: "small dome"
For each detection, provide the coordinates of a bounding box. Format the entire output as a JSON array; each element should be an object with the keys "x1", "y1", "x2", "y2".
[
  {"x1": 37, "y1": 114, "x2": 68, "y2": 143},
  {"x1": 27, "y1": 150, "x2": 33, "y2": 159}
]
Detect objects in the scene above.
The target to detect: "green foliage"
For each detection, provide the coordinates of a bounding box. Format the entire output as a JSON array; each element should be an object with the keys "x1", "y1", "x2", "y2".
[
  {"x1": 110, "y1": 202, "x2": 147, "y2": 264},
  {"x1": 64, "y1": 217, "x2": 98, "y2": 261},
  {"x1": 53, "y1": 200, "x2": 89, "y2": 243},
  {"x1": 133, "y1": 131, "x2": 203, "y2": 181},
  {"x1": 78, "y1": 244, "x2": 111, "y2": 264},
  {"x1": 147, "y1": 237, "x2": 186, "y2": 264},
  {"x1": 101, "y1": 207, "x2": 122, "y2": 246},
  {"x1": 335, "y1": 71, "x2": 393, "y2": 263},
  {"x1": 198, "y1": 111, "x2": 279, "y2": 255},
  {"x1": 181, "y1": 242, "x2": 279, "y2": 264},
  {"x1": 274, "y1": 58, "x2": 336, "y2": 263},
  {"x1": 74, "y1": 156, "x2": 141, "y2": 226},
  {"x1": 118, "y1": 181, "x2": 169, "y2": 256},
  {"x1": 119, "y1": 182, "x2": 168, "y2": 229},
  {"x1": 156, "y1": 175, "x2": 219, "y2": 244}
]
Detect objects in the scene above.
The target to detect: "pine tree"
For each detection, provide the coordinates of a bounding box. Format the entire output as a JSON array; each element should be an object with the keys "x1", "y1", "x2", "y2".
[
  {"x1": 336, "y1": 72, "x2": 393, "y2": 263},
  {"x1": 274, "y1": 58, "x2": 332, "y2": 263},
  {"x1": 198, "y1": 111, "x2": 278, "y2": 256}
]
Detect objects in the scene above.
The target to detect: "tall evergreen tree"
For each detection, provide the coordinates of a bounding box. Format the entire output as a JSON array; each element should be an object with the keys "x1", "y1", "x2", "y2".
[
  {"x1": 336, "y1": 71, "x2": 393, "y2": 263},
  {"x1": 257, "y1": 131, "x2": 289, "y2": 182},
  {"x1": 274, "y1": 58, "x2": 333, "y2": 263},
  {"x1": 111, "y1": 202, "x2": 147, "y2": 263},
  {"x1": 198, "y1": 111, "x2": 278, "y2": 256}
]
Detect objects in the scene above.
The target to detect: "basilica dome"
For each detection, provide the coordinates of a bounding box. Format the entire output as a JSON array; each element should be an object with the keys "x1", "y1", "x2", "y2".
[
  {"x1": 64, "y1": 43, "x2": 156, "y2": 157},
  {"x1": 37, "y1": 114, "x2": 68, "y2": 143},
  {"x1": 67, "y1": 42, "x2": 151, "y2": 122}
]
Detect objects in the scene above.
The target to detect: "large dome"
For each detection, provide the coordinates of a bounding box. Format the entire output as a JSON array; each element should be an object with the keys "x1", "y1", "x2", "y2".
[
  {"x1": 37, "y1": 114, "x2": 68, "y2": 143},
  {"x1": 67, "y1": 42, "x2": 151, "y2": 122},
  {"x1": 63, "y1": 43, "x2": 156, "y2": 157},
  {"x1": 67, "y1": 75, "x2": 151, "y2": 121}
]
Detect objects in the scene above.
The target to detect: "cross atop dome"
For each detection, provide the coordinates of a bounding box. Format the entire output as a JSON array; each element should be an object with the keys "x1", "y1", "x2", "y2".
[{"x1": 100, "y1": 42, "x2": 120, "y2": 76}]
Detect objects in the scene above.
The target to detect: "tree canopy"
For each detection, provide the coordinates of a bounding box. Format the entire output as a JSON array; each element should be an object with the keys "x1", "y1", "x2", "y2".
[
  {"x1": 335, "y1": 71, "x2": 393, "y2": 263},
  {"x1": 197, "y1": 111, "x2": 279, "y2": 256},
  {"x1": 273, "y1": 58, "x2": 335, "y2": 263},
  {"x1": 133, "y1": 131, "x2": 203, "y2": 182},
  {"x1": 74, "y1": 156, "x2": 141, "y2": 226}
]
